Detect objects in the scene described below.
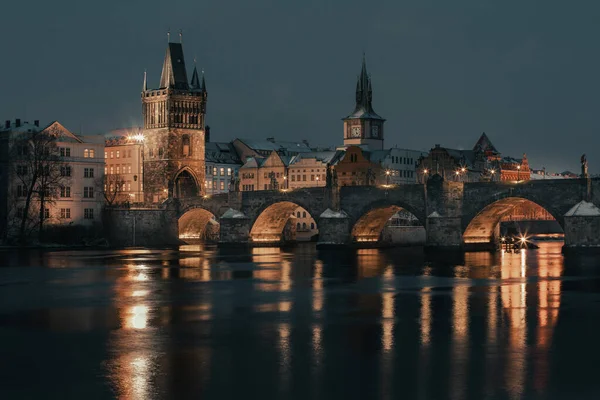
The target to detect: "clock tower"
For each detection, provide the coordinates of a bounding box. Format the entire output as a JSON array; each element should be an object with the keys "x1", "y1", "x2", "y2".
[{"x1": 342, "y1": 55, "x2": 385, "y2": 150}]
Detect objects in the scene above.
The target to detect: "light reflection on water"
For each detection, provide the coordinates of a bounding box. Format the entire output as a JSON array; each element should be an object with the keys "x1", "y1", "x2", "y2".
[{"x1": 2, "y1": 241, "x2": 600, "y2": 399}]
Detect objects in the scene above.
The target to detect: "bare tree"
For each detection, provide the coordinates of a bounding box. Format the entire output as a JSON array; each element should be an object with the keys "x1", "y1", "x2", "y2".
[
  {"x1": 99, "y1": 173, "x2": 127, "y2": 206},
  {"x1": 10, "y1": 130, "x2": 67, "y2": 243}
]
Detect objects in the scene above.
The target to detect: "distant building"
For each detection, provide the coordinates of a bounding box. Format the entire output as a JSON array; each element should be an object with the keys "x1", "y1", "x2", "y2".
[
  {"x1": 104, "y1": 129, "x2": 144, "y2": 203},
  {"x1": 287, "y1": 151, "x2": 343, "y2": 189},
  {"x1": 370, "y1": 148, "x2": 428, "y2": 184},
  {"x1": 0, "y1": 120, "x2": 104, "y2": 241},
  {"x1": 335, "y1": 146, "x2": 384, "y2": 186},
  {"x1": 204, "y1": 141, "x2": 241, "y2": 194},
  {"x1": 417, "y1": 133, "x2": 531, "y2": 182}
]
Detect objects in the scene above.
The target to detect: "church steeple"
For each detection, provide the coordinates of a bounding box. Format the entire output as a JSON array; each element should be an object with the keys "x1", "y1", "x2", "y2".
[{"x1": 343, "y1": 54, "x2": 386, "y2": 150}]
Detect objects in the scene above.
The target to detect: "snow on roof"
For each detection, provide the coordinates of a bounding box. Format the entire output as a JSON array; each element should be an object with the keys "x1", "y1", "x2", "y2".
[
  {"x1": 237, "y1": 138, "x2": 312, "y2": 153},
  {"x1": 79, "y1": 134, "x2": 106, "y2": 144},
  {"x1": 205, "y1": 142, "x2": 241, "y2": 164},
  {"x1": 320, "y1": 208, "x2": 349, "y2": 218},
  {"x1": 564, "y1": 201, "x2": 600, "y2": 217},
  {"x1": 221, "y1": 208, "x2": 248, "y2": 219},
  {"x1": 344, "y1": 107, "x2": 385, "y2": 120},
  {"x1": 0, "y1": 121, "x2": 41, "y2": 134}
]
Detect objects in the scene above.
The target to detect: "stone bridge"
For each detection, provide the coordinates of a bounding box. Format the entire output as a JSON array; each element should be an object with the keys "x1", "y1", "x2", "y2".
[{"x1": 104, "y1": 177, "x2": 600, "y2": 251}]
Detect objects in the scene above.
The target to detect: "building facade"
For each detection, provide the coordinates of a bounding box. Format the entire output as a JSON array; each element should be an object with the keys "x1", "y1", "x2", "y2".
[
  {"x1": 104, "y1": 129, "x2": 144, "y2": 203},
  {"x1": 370, "y1": 148, "x2": 428, "y2": 184},
  {"x1": 417, "y1": 133, "x2": 531, "y2": 183},
  {"x1": 205, "y1": 142, "x2": 241, "y2": 194},
  {"x1": 0, "y1": 120, "x2": 104, "y2": 241},
  {"x1": 335, "y1": 146, "x2": 384, "y2": 186},
  {"x1": 142, "y1": 41, "x2": 207, "y2": 202}
]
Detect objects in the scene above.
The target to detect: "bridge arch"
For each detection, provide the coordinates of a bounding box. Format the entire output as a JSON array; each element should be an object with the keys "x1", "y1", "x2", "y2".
[
  {"x1": 463, "y1": 196, "x2": 564, "y2": 246},
  {"x1": 173, "y1": 167, "x2": 200, "y2": 198},
  {"x1": 178, "y1": 207, "x2": 219, "y2": 242},
  {"x1": 350, "y1": 199, "x2": 426, "y2": 245},
  {"x1": 250, "y1": 200, "x2": 318, "y2": 243}
]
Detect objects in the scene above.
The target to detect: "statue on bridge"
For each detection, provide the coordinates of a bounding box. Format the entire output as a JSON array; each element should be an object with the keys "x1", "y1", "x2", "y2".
[
  {"x1": 268, "y1": 171, "x2": 279, "y2": 190},
  {"x1": 581, "y1": 154, "x2": 589, "y2": 178},
  {"x1": 229, "y1": 170, "x2": 240, "y2": 192}
]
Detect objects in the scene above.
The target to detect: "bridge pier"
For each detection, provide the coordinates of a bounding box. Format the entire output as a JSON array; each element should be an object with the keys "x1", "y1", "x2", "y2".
[
  {"x1": 219, "y1": 208, "x2": 251, "y2": 245},
  {"x1": 425, "y1": 213, "x2": 463, "y2": 251},
  {"x1": 317, "y1": 209, "x2": 351, "y2": 247},
  {"x1": 563, "y1": 201, "x2": 600, "y2": 252}
]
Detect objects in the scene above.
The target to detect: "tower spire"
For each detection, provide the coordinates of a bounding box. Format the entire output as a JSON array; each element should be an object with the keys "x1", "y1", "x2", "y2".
[
  {"x1": 142, "y1": 69, "x2": 147, "y2": 91},
  {"x1": 179, "y1": 29, "x2": 183, "y2": 43},
  {"x1": 201, "y1": 69, "x2": 207, "y2": 92},
  {"x1": 167, "y1": 29, "x2": 171, "y2": 43},
  {"x1": 190, "y1": 58, "x2": 201, "y2": 89}
]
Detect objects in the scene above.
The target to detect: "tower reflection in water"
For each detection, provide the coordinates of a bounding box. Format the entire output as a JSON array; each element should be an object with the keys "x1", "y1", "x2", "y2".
[{"x1": 103, "y1": 241, "x2": 563, "y2": 398}]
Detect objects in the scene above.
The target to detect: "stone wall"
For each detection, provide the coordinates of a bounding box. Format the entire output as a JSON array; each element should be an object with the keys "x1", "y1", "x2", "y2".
[
  {"x1": 564, "y1": 216, "x2": 600, "y2": 248},
  {"x1": 104, "y1": 208, "x2": 179, "y2": 247}
]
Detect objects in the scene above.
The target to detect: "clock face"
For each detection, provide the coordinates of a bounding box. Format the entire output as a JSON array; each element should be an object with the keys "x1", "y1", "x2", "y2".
[
  {"x1": 371, "y1": 125, "x2": 380, "y2": 138},
  {"x1": 351, "y1": 126, "x2": 362, "y2": 138}
]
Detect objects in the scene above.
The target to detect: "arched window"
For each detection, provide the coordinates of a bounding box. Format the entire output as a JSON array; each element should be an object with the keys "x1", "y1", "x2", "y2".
[
  {"x1": 302, "y1": 211, "x2": 306, "y2": 218},
  {"x1": 296, "y1": 211, "x2": 301, "y2": 218},
  {"x1": 182, "y1": 135, "x2": 191, "y2": 156},
  {"x1": 310, "y1": 222, "x2": 315, "y2": 229},
  {"x1": 297, "y1": 222, "x2": 301, "y2": 229},
  {"x1": 302, "y1": 223, "x2": 307, "y2": 229}
]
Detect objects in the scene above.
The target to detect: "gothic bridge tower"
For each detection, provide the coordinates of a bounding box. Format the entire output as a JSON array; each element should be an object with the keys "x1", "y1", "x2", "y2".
[
  {"x1": 142, "y1": 39, "x2": 207, "y2": 202},
  {"x1": 342, "y1": 55, "x2": 385, "y2": 150}
]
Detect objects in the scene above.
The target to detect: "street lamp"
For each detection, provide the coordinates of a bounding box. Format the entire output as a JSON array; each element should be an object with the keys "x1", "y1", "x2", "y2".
[
  {"x1": 517, "y1": 164, "x2": 521, "y2": 182},
  {"x1": 455, "y1": 170, "x2": 461, "y2": 182},
  {"x1": 316, "y1": 175, "x2": 320, "y2": 186},
  {"x1": 385, "y1": 169, "x2": 391, "y2": 186},
  {"x1": 422, "y1": 168, "x2": 428, "y2": 184},
  {"x1": 490, "y1": 169, "x2": 496, "y2": 182},
  {"x1": 283, "y1": 175, "x2": 287, "y2": 189}
]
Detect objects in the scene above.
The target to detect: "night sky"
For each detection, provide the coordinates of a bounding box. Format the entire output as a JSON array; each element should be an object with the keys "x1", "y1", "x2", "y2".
[{"x1": 2, "y1": 0, "x2": 599, "y2": 173}]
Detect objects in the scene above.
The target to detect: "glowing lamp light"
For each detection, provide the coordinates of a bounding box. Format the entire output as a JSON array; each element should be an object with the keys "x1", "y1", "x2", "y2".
[
  {"x1": 490, "y1": 169, "x2": 495, "y2": 174},
  {"x1": 455, "y1": 171, "x2": 460, "y2": 175},
  {"x1": 423, "y1": 169, "x2": 428, "y2": 174},
  {"x1": 385, "y1": 170, "x2": 391, "y2": 176},
  {"x1": 461, "y1": 167, "x2": 466, "y2": 173}
]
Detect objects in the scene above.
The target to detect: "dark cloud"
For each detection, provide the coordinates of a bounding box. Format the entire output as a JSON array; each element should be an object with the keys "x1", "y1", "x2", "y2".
[{"x1": 1, "y1": 0, "x2": 599, "y2": 173}]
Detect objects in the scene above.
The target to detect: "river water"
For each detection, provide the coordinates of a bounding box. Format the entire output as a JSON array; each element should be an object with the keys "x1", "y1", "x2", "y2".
[{"x1": 1, "y1": 242, "x2": 600, "y2": 399}]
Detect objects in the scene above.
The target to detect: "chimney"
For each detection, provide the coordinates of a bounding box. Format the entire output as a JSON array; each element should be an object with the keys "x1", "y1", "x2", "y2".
[
  {"x1": 302, "y1": 139, "x2": 309, "y2": 147},
  {"x1": 15, "y1": 119, "x2": 21, "y2": 127},
  {"x1": 34, "y1": 120, "x2": 39, "y2": 127},
  {"x1": 435, "y1": 144, "x2": 440, "y2": 148},
  {"x1": 4, "y1": 120, "x2": 9, "y2": 129},
  {"x1": 205, "y1": 125, "x2": 210, "y2": 143},
  {"x1": 266, "y1": 137, "x2": 275, "y2": 143}
]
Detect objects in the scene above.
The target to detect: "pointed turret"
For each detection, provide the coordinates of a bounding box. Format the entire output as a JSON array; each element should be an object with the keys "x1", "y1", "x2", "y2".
[
  {"x1": 345, "y1": 54, "x2": 383, "y2": 120},
  {"x1": 190, "y1": 65, "x2": 201, "y2": 90},
  {"x1": 201, "y1": 70, "x2": 207, "y2": 93},
  {"x1": 159, "y1": 42, "x2": 189, "y2": 90},
  {"x1": 142, "y1": 70, "x2": 147, "y2": 92}
]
